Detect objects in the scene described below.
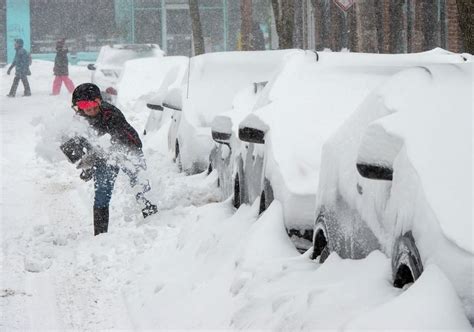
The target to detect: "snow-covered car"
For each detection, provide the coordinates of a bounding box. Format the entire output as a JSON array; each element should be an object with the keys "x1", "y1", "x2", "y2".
[
  {"x1": 158, "y1": 49, "x2": 302, "y2": 174},
  {"x1": 87, "y1": 44, "x2": 164, "y2": 104},
  {"x1": 311, "y1": 62, "x2": 473, "y2": 321},
  {"x1": 142, "y1": 59, "x2": 189, "y2": 135},
  {"x1": 111, "y1": 55, "x2": 188, "y2": 135},
  {"x1": 235, "y1": 49, "x2": 469, "y2": 252}
]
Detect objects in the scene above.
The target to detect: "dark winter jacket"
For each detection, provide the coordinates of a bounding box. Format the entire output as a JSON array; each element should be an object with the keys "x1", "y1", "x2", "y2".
[
  {"x1": 80, "y1": 101, "x2": 143, "y2": 153},
  {"x1": 9, "y1": 47, "x2": 30, "y2": 77},
  {"x1": 54, "y1": 48, "x2": 69, "y2": 76}
]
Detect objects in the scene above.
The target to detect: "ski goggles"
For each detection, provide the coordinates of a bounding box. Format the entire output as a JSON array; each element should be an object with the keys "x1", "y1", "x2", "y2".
[{"x1": 75, "y1": 100, "x2": 99, "y2": 110}]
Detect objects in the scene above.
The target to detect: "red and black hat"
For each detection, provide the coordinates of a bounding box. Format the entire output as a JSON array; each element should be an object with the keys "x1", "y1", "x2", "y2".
[{"x1": 72, "y1": 83, "x2": 102, "y2": 107}]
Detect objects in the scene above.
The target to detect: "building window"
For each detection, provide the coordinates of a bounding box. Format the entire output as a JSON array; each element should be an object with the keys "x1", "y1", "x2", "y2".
[{"x1": 30, "y1": 0, "x2": 116, "y2": 54}]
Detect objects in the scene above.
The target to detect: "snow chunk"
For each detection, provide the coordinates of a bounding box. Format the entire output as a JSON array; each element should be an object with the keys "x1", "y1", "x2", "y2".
[{"x1": 346, "y1": 264, "x2": 472, "y2": 330}]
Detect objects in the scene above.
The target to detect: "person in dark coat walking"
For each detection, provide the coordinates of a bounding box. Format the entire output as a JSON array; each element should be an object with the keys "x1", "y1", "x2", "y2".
[
  {"x1": 6, "y1": 39, "x2": 31, "y2": 97},
  {"x1": 52, "y1": 38, "x2": 75, "y2": 95},
  {"x1": 64, "y1": 83, "x2": 158, "y2": 235}
]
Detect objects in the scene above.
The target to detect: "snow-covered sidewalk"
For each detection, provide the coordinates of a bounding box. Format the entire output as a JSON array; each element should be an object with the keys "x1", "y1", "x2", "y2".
[{"x1": 1, "y1": 61, "x2": 471, "y2": 330}]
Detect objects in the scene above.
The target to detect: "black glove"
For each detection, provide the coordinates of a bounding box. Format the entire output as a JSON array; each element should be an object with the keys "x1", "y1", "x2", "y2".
[{"x1": 79, "y1": 168, "x2": 94, "y2": 182}]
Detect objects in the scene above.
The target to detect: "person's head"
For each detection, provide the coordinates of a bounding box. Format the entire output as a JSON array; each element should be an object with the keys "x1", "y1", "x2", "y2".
[
  {"x1": 72, "y1": 83, "x2": 103, "y2": 117},
  {"x1": 56, "y1": 38, "x2": 66, "y2": 50},
  {"x1": 14, "y1": 38, "x2": 24, "y2": 49}
]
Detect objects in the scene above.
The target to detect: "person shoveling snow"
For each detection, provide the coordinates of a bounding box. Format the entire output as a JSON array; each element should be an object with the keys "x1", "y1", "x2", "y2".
[{"x1": 61, "y1": 83, "x2": 158, "y2": 235}]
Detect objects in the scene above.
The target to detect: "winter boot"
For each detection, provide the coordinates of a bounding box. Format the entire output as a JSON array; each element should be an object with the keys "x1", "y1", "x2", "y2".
[
  {"x1": 93, "y1": 206, "x2": 109, "y2": 235},
  {"x1": 142, "y1": 200, "x2": 158, "y2": 218}
]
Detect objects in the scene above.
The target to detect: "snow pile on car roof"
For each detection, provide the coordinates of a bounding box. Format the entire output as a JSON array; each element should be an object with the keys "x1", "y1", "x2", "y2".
[
  {"x1": 183, "y1": 49, "x2": 302, "y2": 126},
  {"x1": 116, "y1": 56, "x2": 188, "y2": 110}
]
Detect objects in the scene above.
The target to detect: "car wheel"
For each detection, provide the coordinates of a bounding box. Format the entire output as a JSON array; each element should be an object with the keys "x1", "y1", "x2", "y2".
[
  {"x1": 392, "y1": 231, "x2": 423, "y2": 289},
  {"x1": 259, "y1": 179, "x2": 274, "y2": 215},
  {"x1": 175, "y1": 140, "x2": 182, "y2": 172},
  {"x1": 312, "y1": 214, "x2": 330, "y2": 263},
  {"x1": 233, "y1": 173, "x2": 241, "y2": 208}
]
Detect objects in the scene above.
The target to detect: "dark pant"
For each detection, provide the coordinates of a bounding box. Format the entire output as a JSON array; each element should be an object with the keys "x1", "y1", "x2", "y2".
[
  {"x1": 93, "y1": 160, "x2": 150, "y2": 209},
  {"x1": 94, "y1": 162, "x2": 119, "y2": 208},
  {"x1": 9, "y1": 75, "x2": 31, "y2": 96}
]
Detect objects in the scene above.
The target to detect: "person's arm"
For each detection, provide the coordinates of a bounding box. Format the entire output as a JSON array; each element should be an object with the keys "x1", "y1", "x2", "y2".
[
  {"x1": 7, "y1": 54, "x2": 17, "y2": 75},
  {"x1": 105, "y1": 108, "x2": 143, "y2": 150}
]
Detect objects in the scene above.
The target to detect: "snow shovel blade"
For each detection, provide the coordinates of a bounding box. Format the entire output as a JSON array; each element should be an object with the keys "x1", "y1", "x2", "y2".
[{"x1": 60, "y1": 136, "x2": 91, "y2": 164}]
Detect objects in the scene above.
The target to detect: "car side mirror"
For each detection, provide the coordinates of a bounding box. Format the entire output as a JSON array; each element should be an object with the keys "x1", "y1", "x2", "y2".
[
  {"x1": 238, "y1": 114, "x2": 268, "y2": 144},
  {"x1": 356, "y1": 124, "x2": 402, "y2": 182},
  {"x1": 238, "y1": 127, "x2": 265, "y2": 144},
  {"x1": 212, "y1": 131, "x2": 232, "y2": 145},
  {"x1": 163, "y1": 87, "x2": 183, "y2": 111},
  {"x1": 146, "y1": 103, "x2": 163, "y2": 111},
  {"x1": 356, "y1": 163, "x2": 393, "y2": 181},
  {"x1": 211, "y1": 115, "x2": 232, "y2": 145},
  {"x1": 87, "y1": 64, "x2": 96, "y2": 71}
]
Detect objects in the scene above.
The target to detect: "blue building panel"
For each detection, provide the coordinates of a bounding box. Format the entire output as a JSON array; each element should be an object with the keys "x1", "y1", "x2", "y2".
[{"x1": 6, "y1": 0, "x2": 30, "y2": 63}]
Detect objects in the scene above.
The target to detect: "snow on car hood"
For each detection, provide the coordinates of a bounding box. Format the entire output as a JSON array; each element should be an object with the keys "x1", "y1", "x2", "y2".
[{"x1": 360, "y1": 64, "x2": 473, "y2": 253}]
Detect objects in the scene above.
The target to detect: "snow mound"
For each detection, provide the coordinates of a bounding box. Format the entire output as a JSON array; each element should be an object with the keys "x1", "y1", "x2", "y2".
[{"x1": 346, "y1": 264, "x2": 472, "y2": 330}]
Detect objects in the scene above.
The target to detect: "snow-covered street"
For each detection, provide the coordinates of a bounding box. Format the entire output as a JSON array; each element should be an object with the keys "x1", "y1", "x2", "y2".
[{"x1": 1, "y1": 62, "x2": 472, "y2": 330}]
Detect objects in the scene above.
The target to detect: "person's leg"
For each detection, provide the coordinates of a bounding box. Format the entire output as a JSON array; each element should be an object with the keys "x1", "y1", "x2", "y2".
[
  {"x1": 93, "y1": 163, "x2": 119, "y2": 235},
  {"x1": 63, "y1": 76, "x2": 75, "y2": 93},
  {"x1": 52, "y1": 76, "x2": 62, "y2": 95},
  {"x1": 8, "y1": 76, "x2": 20, "y2": 97},
  {"x1": 20, "y1": 76, "x2": 31, "y2": 96}
]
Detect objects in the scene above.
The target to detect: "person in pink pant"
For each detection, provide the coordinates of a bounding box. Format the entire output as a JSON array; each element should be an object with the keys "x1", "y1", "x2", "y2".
[{"x1": 52, "y1": 39, "x2": 75, "y2": 95}]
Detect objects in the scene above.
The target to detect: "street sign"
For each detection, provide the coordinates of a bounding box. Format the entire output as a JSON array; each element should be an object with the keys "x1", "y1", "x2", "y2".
[{"x1": 333, "y1": 0, "x2": 355, "y2": 12}]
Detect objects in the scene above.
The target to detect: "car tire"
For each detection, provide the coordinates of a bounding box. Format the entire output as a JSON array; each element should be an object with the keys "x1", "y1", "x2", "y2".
[
  {"x1": 392, "y1": 231, "x2": 423, "y2": 289},
  {"x1": 312, "y1": 214, "x2": 330, "y2": 263},
  {"x1": 258, "y1": 179, "x2": 274, "y2": 215}
]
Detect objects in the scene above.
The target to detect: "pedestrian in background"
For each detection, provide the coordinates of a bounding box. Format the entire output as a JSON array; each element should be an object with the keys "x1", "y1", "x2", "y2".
[
  {"x1": 6, "y1": 38, "x2": 31, "y2": 97},
  {"x1": 52, "y1": 38, "x2": 75, "y2": 95}
]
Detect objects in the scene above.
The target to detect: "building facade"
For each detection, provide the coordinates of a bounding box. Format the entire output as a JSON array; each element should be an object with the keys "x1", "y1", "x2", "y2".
[
  {"x1": 2, "y1": 0, "x2": 464, "y2": 65},
  {"x1": 301, "y1": 0, "x2": 464, "y2": 53},
  {"x1": 3, "y1": 0, "x2": 274, "y2": 63}
]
